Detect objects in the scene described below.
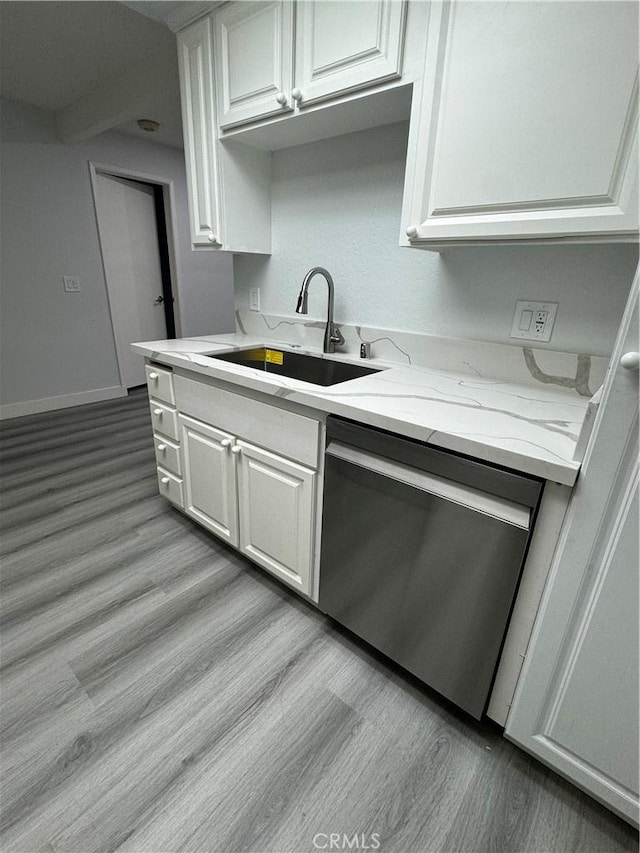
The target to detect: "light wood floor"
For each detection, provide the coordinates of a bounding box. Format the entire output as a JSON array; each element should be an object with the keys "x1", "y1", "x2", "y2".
[{"x1": 1, "y1": 389, "x2": 637, "y2": 853}]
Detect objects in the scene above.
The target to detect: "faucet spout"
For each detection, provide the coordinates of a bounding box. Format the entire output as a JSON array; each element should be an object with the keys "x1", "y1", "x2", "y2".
[{"x1": 295, "y1": 267, "x2": 345, "y2": 354}]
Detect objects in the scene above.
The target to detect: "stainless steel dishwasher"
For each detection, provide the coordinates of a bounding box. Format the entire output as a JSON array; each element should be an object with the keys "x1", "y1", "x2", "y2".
[{"x1": 319, "y1": 416, "x2": 543, "y2": 719}]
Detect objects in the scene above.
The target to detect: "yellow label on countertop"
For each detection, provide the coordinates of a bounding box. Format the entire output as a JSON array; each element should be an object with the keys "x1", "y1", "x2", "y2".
[{"x1": 265, "y1": 349, "x2": 284, "y2": 365}]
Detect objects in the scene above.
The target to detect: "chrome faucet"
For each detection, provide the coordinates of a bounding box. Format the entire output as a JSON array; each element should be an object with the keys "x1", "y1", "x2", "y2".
[{"x1": 295, "y1": 267, "x2": 345, "y2": 354}]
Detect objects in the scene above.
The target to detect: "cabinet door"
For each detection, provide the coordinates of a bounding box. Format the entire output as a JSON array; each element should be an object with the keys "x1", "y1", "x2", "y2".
[
  {"x1": 404, "y1": 1, "x2": 639, "y2": 245},
  {"x1": 214, "y1": 1, "x2": 294, "y2": 129},
  {"x1": 236, "y1": 440, "x2": 315, "y2": 596},
  {"x1": 180, "y1": 415, "x2": 239, "y2": 546},
  {"x1": 177, "y1": 17, "x2": 223, "y2": 248},
  {"x1": 506, "y1": 278, "x2": 639, "y2": 825},
  {"x1": 295, "y1": 0, "x2": 406, "y2": 107}
]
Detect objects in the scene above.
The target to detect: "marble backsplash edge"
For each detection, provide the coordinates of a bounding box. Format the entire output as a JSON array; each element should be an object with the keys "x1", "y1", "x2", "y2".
[{"x1": 235, "y1": 310, "x2": 610, "y2": 397}]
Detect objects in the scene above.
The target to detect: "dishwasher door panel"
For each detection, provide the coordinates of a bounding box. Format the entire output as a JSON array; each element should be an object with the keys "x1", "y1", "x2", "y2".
[{"x1": 319, "y1": 453, "x2": 532, "y2": 719}]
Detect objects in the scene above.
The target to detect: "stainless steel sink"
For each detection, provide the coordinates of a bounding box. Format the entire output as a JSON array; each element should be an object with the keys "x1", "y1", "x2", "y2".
[{"x1": 204, "y1": 346, "x2": 382, "y2": 386}]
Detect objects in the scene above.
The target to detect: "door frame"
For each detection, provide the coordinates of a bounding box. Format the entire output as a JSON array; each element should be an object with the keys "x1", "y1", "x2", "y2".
[{"x1": 89, "y1": 161, "x2": 182, "y2": 388}]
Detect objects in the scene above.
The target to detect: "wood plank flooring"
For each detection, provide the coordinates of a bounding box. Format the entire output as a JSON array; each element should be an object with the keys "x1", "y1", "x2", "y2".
[{"x1": 1, "y1": 389, "x2": 638, "y2": 853}]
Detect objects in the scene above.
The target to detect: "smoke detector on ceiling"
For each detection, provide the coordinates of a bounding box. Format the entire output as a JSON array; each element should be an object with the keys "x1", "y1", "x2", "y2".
[{"x1": 137, "y1": 119, "x2": 160, "y2": 133}]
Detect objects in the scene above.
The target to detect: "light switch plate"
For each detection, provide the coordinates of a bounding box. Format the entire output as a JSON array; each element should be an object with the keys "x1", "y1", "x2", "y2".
[
  {"x1": 510, "y1": 300, "x2": 558, "y2": 342},
  {"x1": 63, "y1": 276, "x2": 81, "y2": 292},
  {"x1": 249, "y1": 288, "x2": 261, "y2": 312}
]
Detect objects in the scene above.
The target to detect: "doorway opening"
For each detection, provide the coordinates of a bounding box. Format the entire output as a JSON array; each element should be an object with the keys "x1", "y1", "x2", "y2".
[
  {"x1": 150, "y1": 181, "x2": 176, "y2": 339},
  {"x1": 90, "y1": 163, "x2": 179, "y2": 390}
]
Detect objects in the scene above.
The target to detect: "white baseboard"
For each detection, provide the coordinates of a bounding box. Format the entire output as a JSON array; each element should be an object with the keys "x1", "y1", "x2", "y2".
[{"x1": 0, "y1": 386, "x2": 128, "y2": 420}]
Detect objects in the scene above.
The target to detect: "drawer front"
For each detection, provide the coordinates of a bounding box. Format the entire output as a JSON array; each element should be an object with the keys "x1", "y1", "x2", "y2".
[
  {"x1": 157, "y1": 467, "x2": 184, "y2": 507},
  {"x1": 153, "y1": 434, "x2": 181, "y2": 476},
  {"x1": 146, "y1": 364, "x2": 175, "y2": 406},
  {"x1": 174, "y1": 375, "x2": 320, "y2": 468},
  {"x1": 150, "y1": 399, "x2": 179, "y2": 441}
]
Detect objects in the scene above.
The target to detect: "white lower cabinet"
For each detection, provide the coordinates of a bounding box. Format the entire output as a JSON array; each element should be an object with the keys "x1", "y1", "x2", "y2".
[
  {"x1": 180, "y1": 415, "x2": 238, "y2": 546},
  {"x1": 236, "y1": 439, "x2": 315, "y2": 593},
  {"x1": 178, "y1": 410, "x2": 317, "y2": 597}
]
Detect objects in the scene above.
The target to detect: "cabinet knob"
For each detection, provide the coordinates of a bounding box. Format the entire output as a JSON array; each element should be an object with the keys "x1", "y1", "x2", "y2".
[
  {"x1": 160, "y1": 476, "x2": 170, "y2": 485},
  {"x1": 291, "y1": 88, "x2": 303, "y2": 103},
  {"x1": 153, "y1": 408, "x2": 163, "y2": 416},
  {"x1": 207, "y1": 232, "x2": 218, "y2": 244},
  {"x1": 157, "y1": 443, "x2": 167, "y2": 451},
  {"x1": 220, "y1": 438, "x2": 232, "y2": 448},
  {"x1": 231, "y1": 445, "x2": 242, "y2": 455},
  {"x1": 275, "y1": 92, "x2": 288, "y2": 107},
  {"x1": 406, "y1": 226, "x2": 419, "y2": 239},
  {"x1": 148, "y1": 372, "x2": 158, "y2": 380},
  {"x1": 620, "y1": 351, "x2": 640, "y2": 370}
]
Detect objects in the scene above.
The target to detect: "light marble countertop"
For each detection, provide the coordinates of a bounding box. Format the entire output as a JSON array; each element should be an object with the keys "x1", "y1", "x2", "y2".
[{"x1": 132, "y1": 333, "x2": 594, "y2": 486}]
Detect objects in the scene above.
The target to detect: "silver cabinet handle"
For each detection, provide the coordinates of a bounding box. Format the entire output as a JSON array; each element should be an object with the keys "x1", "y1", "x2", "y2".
[
  {"x1": 157, "y1": 443, "x2": 167, "y2": 452},
  {"x1": 220, "y1": 439, "x2": 232, "y2": 448},
  {"x1": 231, "y1": 445, "x2": 242, "y2": 455},
  {"x1": 153, "y1": 296, "x2": 164, "y2": 305},
  {"x1": 160, "y1": 476, "x2": 170, "y2": 485},
  {"x1": 148, "y1": 371, "x2": 158, "y2": 380},
  {"x1": 153, "y1": 408, "x2": 162, "y2": 416}
]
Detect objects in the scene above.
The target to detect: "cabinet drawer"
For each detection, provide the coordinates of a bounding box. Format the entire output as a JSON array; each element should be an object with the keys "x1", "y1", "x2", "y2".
[
  {"x1": 150, "y1": 400, "x2": 179, "y2": 441},
  {"x1": 153, "y1": 434, "x2": 181, "y2": 477},
  {"x1": 146, "y1": 364, "x2": 175, "y2": 405},
  {"x1": 157, "y1": 467, "x2": 184, "y2": 508},
  {"x1": 174, "y1": 375, "x2": 320, "y2": 468}
]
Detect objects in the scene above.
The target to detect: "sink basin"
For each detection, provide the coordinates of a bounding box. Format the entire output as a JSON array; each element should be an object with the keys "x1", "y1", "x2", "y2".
[{"x1": 204, "y1": 346, "x2": 382, "y2": 386}]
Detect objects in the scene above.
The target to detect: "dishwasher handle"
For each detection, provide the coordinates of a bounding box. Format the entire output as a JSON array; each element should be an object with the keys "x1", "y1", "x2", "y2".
[{"x1": 327, "y1": 441, "x2": 532, "y2": 530}]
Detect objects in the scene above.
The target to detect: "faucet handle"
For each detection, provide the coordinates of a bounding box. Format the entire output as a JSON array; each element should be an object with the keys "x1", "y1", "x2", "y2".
[{"x1": 330, "y1": 325, "x2": 345, "y2": 346}]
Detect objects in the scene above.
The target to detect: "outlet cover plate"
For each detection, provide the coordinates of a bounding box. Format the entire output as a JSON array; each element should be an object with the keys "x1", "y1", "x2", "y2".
[{"x1": 510, "y1": 300, "x2": 558, "y2": 342}]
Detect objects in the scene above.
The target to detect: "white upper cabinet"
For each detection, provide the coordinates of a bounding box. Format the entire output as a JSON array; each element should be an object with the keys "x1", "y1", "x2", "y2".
[
  {"x1": 403, "y1": 0, "x2": 639, "y2": 246},
  {"x1": 214, "y1": 1, "x2": 294, "y2": 129},
  {"x1": 177, "y1": 16, "x2": 222, "y2": 248},
  {"x1": 294, "y1": 0, "x2": 406, "y2": 107},
  {"x1": 177, "y1": 14, "x2": 272, "y2": 253},
  {"x1": 213, "y1": 0, "x2": 407, "y2": 132}
]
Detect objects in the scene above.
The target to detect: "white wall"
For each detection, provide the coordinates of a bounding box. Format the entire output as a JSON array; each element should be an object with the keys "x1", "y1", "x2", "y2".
[
  {"x1": 0, "y1": 98, "x2": 235, "y2": 410},
  {"x1": 234, "y1": 122, "x2": 638, "y2": 356}
]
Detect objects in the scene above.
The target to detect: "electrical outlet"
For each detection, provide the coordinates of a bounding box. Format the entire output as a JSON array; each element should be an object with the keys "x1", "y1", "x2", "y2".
[
  {"x1": 249, "y1": 288, "x2": 261, "y2": 312},
  {"x1": 534, "y1": 310, "x2": 548, "y2": 334},
  {"x1": 63, "y1": 276, "x2": 81, "y2": 292},
  {"x1": 510, "y1": 300, "x2": 558, "y2": 342}
]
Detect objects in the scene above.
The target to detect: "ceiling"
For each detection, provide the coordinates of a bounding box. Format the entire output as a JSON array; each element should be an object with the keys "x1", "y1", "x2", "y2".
[{"x1": 0, "y1": 1, "x2": 187, "y2": 148}]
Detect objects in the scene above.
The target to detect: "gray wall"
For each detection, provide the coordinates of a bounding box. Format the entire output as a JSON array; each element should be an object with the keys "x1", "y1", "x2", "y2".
[
  {"x1": 234, "y1": 122, "x2": 638, "y2": 356},
  {"x1": 0, "y1": 98, "x2": 235, "y2": 408}
]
